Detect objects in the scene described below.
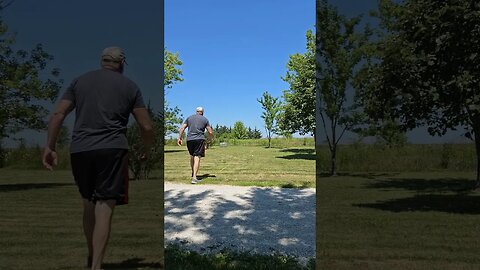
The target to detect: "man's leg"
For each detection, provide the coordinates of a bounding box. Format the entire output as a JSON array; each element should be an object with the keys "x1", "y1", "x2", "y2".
[
  {"x1": 83, "y1": 199, "x2": 95, "y2": 267},
  {"x1": 193, "y1": 155, "x2": 201, "y2": 179},
  {"x1": 190, "y1": 155, "x2": 194, "y2": 177},
  {"x1": 91, "y1": 199, "x2": 116, "y2": 270}
]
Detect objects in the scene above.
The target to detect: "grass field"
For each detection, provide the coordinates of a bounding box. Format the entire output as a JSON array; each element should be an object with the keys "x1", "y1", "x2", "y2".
[
  {"x1": 0, "y1": 169, "x2": 164, "y2": 270},
  {"x1": 163, "y1": 145, "x2": 315, "y2": 187},
  {"x1": 3, "y1": 142, "x2": 480, "y2": 269},
  {"x1": 317, "y1": 171, "x2": 480, "y2": 270}
]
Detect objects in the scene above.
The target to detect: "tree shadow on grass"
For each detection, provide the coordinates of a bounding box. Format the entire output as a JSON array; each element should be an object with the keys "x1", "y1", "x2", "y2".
[
  {"x1": 164, "y1": 185, "x2": 315, "y2": 263},
  {"x1": 165, "y1": 149, "x2": 185, "y2": 153},
  {"x1": 355, "y1": 194, "x2": 480, "y2": 214},
  {"x1": 364, "y1": 178, "x2": 476, "y2": 193},
  {"x1": 103, "y1": 258, "x2": 163, "y2": 269},
  {"x1": 0, "y1": 183, "x2": 73, "y2": 193},
  {"x1": 355, "y1": 177, "x2": 480, "y2": 214},
  {"x1": 277, "y1": 149, "x2": 315, "y2": 161},
  {"x1": 317, "y1": 172, "x2": 399, "y2": 179},
  {"x1": 197, "y1": 174, "x2": 216, "y2": 180}
]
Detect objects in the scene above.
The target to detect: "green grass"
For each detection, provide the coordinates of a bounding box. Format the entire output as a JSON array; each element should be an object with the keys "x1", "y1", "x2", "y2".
[
  {"x1": 165, "y1": 244, "x2": 315, "y2": 270},
  {"x1": 163, "y1": 145, "x2": 315, "y2": 187},
  {"x1": 317, "y1": 171, "x2": 480, "y2": 269},
  {"x1": 0, "y1": 169, "x2": 164, "y2": 270}
]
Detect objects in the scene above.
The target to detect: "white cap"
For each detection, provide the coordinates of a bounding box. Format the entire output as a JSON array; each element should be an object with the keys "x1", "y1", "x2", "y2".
[{"x1": 196, "y1": 107, "x2": 204, "y2": 112}]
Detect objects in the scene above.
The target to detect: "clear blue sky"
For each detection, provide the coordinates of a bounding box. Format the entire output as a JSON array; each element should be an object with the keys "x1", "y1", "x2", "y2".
[
  {"x1": 165, "y1": 0, "x2": 315, "y2": 137},
  {"x1": 1, "y1": 0, "x2": 468, "y2": 145}
]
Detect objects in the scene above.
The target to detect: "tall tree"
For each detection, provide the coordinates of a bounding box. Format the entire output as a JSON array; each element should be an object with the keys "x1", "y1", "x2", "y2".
[
  {"x1": 232, "y1": 121, "x2": 248, "y2": 139},
  {"x1": 316, "y1": 0, "x2": 371, "y2": 175},
  {"x1": 280, "y1": 30, "x2": 316, "y2": 137},
  {"x1": 358, "y1": 0, "x2": 480, "y2": 186},
  {"x1": 0, "y1": 3, "x2": 62, "y2": 165},
  {"x1": 127, "y1": 48, "x2": 183, "y2": 180},
  {"x1": 257, "y1": 91, "x2": 281, "y2": 147},
  {"x1": 164, "y1": 48, "x2": 184, "y2": 136}
]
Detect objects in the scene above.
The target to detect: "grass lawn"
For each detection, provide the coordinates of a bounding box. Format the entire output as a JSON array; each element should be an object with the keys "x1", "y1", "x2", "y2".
[
  {"x1": 162, "y1": 145, "x2": 315, "y2": 187},
  {"x1": 317, "y1": 171, "x2": 480, "y2": 270},
  {"x1": 0, "y1": 169, "x2": 164, "y2": 270}
]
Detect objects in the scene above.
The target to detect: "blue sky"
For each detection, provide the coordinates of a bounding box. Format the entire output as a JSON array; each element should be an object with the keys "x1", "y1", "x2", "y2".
[
  {"x1": 165, "y1": 1, "x2": 315, "y2": 137},
  {"x1": 1, "y1": 0, "x2": 469, "y2": 145}
]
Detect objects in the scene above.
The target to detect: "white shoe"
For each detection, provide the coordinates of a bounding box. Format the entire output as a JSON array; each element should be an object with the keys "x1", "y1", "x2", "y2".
[{"x1": 191, "y1": 178, "x2": 199, "y2": 184}]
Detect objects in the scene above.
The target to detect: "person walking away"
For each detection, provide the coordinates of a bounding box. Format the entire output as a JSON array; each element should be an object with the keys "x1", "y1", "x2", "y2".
[
  {"x1": 42, "y1": 46, "x2": 153, "y2": 270},
  {"x1": 177, "y1": 107, "x2": 213, "y2": 184}
]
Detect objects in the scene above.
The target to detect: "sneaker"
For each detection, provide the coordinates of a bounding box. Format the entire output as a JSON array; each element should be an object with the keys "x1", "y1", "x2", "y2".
[{"x1": 191, "y1": 178, "x2": 203, "y2": 184}]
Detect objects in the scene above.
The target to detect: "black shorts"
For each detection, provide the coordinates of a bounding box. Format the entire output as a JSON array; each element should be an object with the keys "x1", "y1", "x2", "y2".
[
  {"x1": 71, "y1": 148, "x2": 129, "y2": 205},
  {"x1": 187, "y1": 139, "x2": 205, "y2": 157}
]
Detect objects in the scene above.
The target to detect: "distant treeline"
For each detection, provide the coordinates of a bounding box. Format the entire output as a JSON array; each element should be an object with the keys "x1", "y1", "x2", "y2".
[{"x1": 2, "y1": 140, "x2": 475, "y2": 173}]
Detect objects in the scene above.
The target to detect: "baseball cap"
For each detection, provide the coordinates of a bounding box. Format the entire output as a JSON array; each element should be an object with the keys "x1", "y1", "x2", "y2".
[
  {"x1": 196, "y1": 107, "x2": 204, "y2": 112},
  {"x1": 101, "y1": 46, "x2": 127, "y2": 64}
]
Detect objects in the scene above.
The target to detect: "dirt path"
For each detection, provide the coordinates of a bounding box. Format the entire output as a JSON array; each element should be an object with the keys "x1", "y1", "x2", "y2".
[{"x1": 165, "y1": 183, "x2": 315, "y2": 261}]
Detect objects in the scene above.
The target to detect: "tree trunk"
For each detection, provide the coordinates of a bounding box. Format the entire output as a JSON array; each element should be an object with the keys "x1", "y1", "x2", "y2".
[
  {"x1": 473, "y1": 123, "x2": 480, "y2": 188},
  {"x1": 268, "y1": 136, "x2": 271, "y2": 148},
  {"x1": 330, "y1": 144, "x2": 337, "y2": 176}
]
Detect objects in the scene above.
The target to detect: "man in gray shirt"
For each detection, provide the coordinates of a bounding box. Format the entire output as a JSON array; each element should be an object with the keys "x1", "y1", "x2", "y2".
[
  {"x1": 177, "y1": 107, "x2": 213, "y2": 184},
  {"x1": 42, "y1": 47, "x2": 153, "y2": 270}
]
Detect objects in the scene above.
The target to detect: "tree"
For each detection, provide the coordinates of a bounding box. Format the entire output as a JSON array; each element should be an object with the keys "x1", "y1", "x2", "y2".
[
  {"x1": 56, "y1": 126, "x2": 70, "y2": 149},
  {"x1": 257, "y1": 91, "x2": 281, "y2": 147},
  {"x1": 232, "y1": 121, "x2": 248, "y2": 139},
  {"x1": 127, "y1": 105, "x2": 162, "y2": 180},
  {"x1": 315, "y1": 0, "x2": 371, "y2": 175},
  {"x1": 358, "y1": 0, "x2": 480, "y2": 186},
  {"x1": 247, "y1": 127, "x2": 262, "y2": 139},
  {"x1": 280, "y1": 30, "x2": 316, "y2": 137},
  {"x1": 0, "y1": 3, "x2": 62, "y2": 165},
  {"x1": 163, "y1": 48, "x2": 184, "y2": 137}
]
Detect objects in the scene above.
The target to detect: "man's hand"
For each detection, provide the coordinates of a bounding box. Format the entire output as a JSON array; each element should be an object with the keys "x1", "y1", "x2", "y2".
[
  {"x1": 177, "y1": 138, "x2": 182, "y2": 146},
  {"x1": 42, "y1": 147, "x2": 58, "y2": 170}
]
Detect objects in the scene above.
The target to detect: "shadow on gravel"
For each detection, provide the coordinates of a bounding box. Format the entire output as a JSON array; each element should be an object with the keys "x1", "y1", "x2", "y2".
[
  {"x1": 164, "y1": 186, "x2": 315, "y2": 260},
  {"x1": 0, "y1": 183, "x2": 73, "y2": 193}
]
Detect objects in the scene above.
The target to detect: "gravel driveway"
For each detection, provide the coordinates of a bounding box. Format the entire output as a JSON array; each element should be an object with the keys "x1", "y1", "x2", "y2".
[{"x1": 165, "y1": 183, "x2": 315, "y2": 261}]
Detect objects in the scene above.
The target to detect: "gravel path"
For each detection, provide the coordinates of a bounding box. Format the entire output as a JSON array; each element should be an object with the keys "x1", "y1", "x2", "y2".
[{"x1": 165, "y1": 183, "x2": 315, "y2": 261}]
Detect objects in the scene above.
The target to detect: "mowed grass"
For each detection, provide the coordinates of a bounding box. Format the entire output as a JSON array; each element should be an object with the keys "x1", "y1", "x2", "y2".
[
  {"x1": 0, "y1": 169, "x2": 164, "y2": 270},
  {"x1": 317, "y1": 171, "x2": 480, "y2": 270},
  {"x1": 162, "y1": 145, "x2": 315, "y2": 187}
]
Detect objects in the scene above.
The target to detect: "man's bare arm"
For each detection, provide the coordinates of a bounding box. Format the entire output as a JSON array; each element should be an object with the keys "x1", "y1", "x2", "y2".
[
  {"x1": 178, "y1": 123, "x2": 187, "y2": 146},
  {"x1": 43, "y1": 100, "x2": 74, "y2": 170},
  {"x1": 206, "y1": 125, "x2": 213, "y2": 142}
]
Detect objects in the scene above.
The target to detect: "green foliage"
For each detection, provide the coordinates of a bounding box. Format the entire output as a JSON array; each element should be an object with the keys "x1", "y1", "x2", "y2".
[
  {"x1": 280, "y1": 30, "x2": 316, "y2": 136},
  {"x1": 0, "y1": 9, "x2": 62, "y2": 142},
  {"x1": 247, "y1": 127, "x2": 262, "y2": 139},
  {"x1": 165, "y1": 101, "x2": 183, "y2": 137},
  {"x1": 165, "y1": 244, "x2": 314, "y2": 270},
  {"x1": 164, "y1": 48, "x2": 184, "y2": 89},
  {"x1": 231, "y1": 121, "x2": 248, "y2": 139},
  {"x1": 164, "y1": 48, "x2": 184, "y2": 137},
  {"x1": 127, "y1": 106, "x2": 163, "y2": 180},
  {"x1": 257, "y1": 91, "x2": 281, "y2": 147},
  {"x1": 357, "y1": 0, "x2": 480, "y2": 182},
  {"x1": 56, "y1": 126, "x2": 70, "y2": 149},
  {"x1": 315, "y1": 0, "x2": 372, "y2": 175}
]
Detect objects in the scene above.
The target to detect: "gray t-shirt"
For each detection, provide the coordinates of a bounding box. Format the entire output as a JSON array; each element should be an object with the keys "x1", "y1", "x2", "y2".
[
  {"x1": 61, "y1": 69, "x2": 145, "y2": 153},
  {"x1": 184, "y1": 114, "x2": 210, "y2": 141}
]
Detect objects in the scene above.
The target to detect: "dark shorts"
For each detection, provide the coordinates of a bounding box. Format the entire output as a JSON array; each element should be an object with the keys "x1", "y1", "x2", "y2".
[
  {"x1": 187, "y1": 139, "x2": 205, "y2": 157},
  {"x1": 71, "y1": 148, "x2": 129, "y2": 205}
]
